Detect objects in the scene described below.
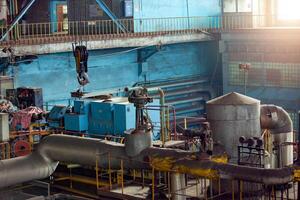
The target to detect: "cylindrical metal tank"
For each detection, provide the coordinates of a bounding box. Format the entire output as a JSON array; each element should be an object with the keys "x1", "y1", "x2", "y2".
[{"x1": 207, "y1": 92, "x2": 261, "y2": 161}]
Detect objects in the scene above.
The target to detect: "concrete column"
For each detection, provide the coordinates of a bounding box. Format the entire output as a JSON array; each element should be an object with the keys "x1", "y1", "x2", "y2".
[{"x1": 171, "y1": 173, "x2": 186, "y2": 200}]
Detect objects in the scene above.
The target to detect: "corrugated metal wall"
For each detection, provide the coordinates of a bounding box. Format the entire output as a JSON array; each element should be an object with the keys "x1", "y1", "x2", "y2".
[{"x1": 133, "y1": 0, "x2": 222, "y2": 32}]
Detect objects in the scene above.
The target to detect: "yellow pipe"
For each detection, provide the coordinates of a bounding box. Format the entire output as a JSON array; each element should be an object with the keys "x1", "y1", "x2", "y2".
[
  {"x1": 54, "y1": 177, "x2": 70, "y2": 182},
  {"x1": 55, "y1": 173, "x2": 109, "y2": 186}
]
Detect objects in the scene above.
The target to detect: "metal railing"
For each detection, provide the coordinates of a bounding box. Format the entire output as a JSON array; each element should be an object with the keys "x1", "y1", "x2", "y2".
[
  {"x1": 51, "y1": 150, "x2": 300, "y2": 200},
  {"x1": 0, "y1": 15, "x2": 289, "y2": 46}
]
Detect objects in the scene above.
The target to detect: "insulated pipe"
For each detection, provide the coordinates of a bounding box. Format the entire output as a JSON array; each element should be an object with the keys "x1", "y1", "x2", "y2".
[
  {"x1": 174, "y1": 160, "x2": 293, "y2": 185},
  {"x1": 261, "y1": 105, "x2": 292, "y2": 134},
  {"x1": 0, "y1": 134, "x2": 296, "y2": 189},
  {"x1": 0, "y1": 135, "x2": 148, "y2": 188},
  {"x1": 0, "y1": 154, "x2": 58, "y2": 188},
  {"x1": 260, "y1": 105, "x2": 293, "y2": 167}
]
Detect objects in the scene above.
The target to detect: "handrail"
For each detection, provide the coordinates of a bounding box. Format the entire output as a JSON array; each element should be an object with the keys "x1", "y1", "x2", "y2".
[{"x1": 0, "y1": 15, "x2": 295, "y2": 46}]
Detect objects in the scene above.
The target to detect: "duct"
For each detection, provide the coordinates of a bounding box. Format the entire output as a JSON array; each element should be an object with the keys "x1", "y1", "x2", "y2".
[
  {"x1": 0, "y1": 134, "x2": 296, "y2": 189},
  {"x1": 260, "y1": 105, "x2": 292, "y2": 135},
  {"x1": 0, "y1": 154, "x2": 58, "y2": 188},
  {"x1": 0, "y1": 135, "x2": 144, "y2": 188},
  {"x1": 173, "y1": 159, "x2": 293, "y2": 185},
  {"x1": 37, "y1": 135, "x2": 145, "y2": 168},
  {"x1": 124, "y1": 129, "x2": 152, "y2": 157},
  {"x1": 260, "y1": 104, "x2": 293, "y2": 167}
]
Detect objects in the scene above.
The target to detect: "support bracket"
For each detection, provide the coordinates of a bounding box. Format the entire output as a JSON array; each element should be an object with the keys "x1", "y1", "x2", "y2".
[{"x1": 95, "y1": 0, "x2": 128, "y2": 33}]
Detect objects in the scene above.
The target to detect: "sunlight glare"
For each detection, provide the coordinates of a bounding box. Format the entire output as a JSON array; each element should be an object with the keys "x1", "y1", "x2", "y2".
[{"x1": 278, "y1": 0, "x2": 300, "y2": 20}]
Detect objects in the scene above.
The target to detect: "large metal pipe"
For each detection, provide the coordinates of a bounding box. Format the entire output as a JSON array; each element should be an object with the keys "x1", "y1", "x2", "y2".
[
  {"x1": 0, "y1": 135, "x2": 146, "y2": 188},
  {"x1": 0, "y1": 154, "x2": 58, "y2": 188},
  {"x1": 0, "y1": 134, "x2": 296, "y2": 189},
  {"x1": 261, "y1": 105, "x2": 293, "y2": 167},
  {"x1": 261, "y1": 105, "x2": 292, "y2": 135}
]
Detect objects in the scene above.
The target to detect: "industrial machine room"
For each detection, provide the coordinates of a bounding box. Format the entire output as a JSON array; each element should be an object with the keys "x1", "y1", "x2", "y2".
[{"x1": 0, "y1": 0, "x2": 300, "y2": 199}]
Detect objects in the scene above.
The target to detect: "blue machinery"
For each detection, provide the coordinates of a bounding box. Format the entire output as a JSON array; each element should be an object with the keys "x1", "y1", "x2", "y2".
[{"x1": 50, "y1": 97, "x2": 161, "y2": 140}]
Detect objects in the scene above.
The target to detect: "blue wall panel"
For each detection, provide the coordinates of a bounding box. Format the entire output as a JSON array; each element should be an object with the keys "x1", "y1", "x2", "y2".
[
  {"x1": 133, "y1": 0, "x2": 222, "y2": 32},
  {"x1": 12, "y1": 42, "x2": 217, "y2": 104},
  {"x1": 188, "y1": 0, "x2": 221, "y2": 16}
]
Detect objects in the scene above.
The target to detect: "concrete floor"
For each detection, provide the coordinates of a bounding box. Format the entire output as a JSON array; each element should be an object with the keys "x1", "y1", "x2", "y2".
[{"x1": 1, "y1": 180, "x2": 299, "y2": 199}]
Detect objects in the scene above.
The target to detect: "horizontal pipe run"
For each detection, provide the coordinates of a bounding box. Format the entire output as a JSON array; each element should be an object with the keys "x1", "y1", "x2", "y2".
[
  {"x1": 260, "y1": 104, "x2": 294, "y2": 167},
  {"x1": 0, "y1": 134, "x2": 297, "y2": 189}
]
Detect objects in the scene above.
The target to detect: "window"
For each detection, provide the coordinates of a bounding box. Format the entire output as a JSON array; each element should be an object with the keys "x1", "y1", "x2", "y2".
[
  {"x1": 278, "y1": 0, "x2": 300, "y2": 20},
  {"x1": 238, "y1": 0, "x2": 252, "y2": 12},
  {"x1": 223, "y1": 0, "x2": 252, "y2": 13},
  {"x1": 223, "y1": 0, "x2": 236, "y2": 12}
]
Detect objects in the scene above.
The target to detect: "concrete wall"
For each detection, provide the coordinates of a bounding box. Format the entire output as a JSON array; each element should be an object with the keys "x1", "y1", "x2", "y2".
[
  {"x1": 10, "y1": 41, "x2": 217, "y2": 104},
  {"x1": 133, "y1": 0, "x2": 222, "y2": 32}
]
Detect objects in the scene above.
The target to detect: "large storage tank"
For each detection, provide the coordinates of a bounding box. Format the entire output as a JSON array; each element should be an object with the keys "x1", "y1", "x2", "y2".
[{"x1": 207, "y1": 92, "x2": 261, "y2": 161}]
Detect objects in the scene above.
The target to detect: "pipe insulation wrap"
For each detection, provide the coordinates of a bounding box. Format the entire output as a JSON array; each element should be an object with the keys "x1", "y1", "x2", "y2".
[
  {"x1": 0, "y1": 132, "x2": 296, "y2": 189},
  {"x1": 261, "y1": 104, "x2": 293, "y2": 134},
  {"x1": 0, "y1": 154, "x2": 58, "y2": 188},
  {"x1": 261, "y1": 104, "x2": 293, "y2": 167}
]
